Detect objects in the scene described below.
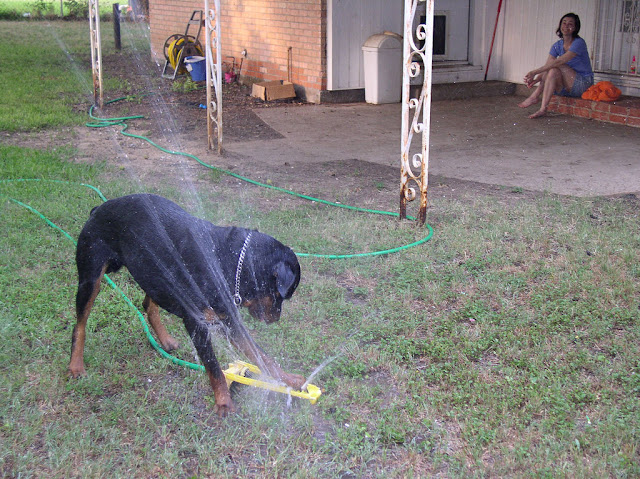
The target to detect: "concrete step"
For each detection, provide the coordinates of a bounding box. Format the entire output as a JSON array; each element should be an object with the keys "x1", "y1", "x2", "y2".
[
  {"x1": 320, "y1": 81, "x2": 516, "y2": 104},
  {"x1": 427, "y1": 81, "x2": 516, "y2": 101}
]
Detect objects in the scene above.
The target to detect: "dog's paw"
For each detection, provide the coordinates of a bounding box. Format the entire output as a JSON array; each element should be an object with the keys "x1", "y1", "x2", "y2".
[
  {"x1": 215, "y1": 401, "x2": 237, "y2": 418},
  {"x1": 160, "y1": 336, "x2": 180, "y2": 352},
  {"x1": 68, "y1": 364, "x2": 87, "y2": 378}
]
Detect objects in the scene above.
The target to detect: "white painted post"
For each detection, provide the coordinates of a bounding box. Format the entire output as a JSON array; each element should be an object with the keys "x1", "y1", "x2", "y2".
[
  {"x1": 400, "y1": 0, "x2": 433, "y2": 225},
  {"x1": 88, "y1": 0, "x2": 103, "y2": 108},
  {"x1": 205, "y1": 0, "x2": 223, "y2": 154}
]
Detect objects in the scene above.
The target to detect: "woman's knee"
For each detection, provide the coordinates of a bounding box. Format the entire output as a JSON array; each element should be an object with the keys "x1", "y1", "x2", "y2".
[
  {"x1": 546, "y1": 67, "x2": 561, "y2": 80},
  {"x1": 547, "y1": 67, "x2": 566, "y2": 89}
]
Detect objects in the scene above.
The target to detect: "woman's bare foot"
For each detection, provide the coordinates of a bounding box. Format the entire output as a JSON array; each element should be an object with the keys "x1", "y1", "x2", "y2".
[
  {"x1": 518, "y1": 96, "x2": 538, "y2": 108},
  {"x1": 528, "y1": 109, "x2": 547, "y2": 119}
]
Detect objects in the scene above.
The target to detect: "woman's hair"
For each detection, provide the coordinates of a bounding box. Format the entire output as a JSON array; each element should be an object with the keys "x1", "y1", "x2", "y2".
[{"x1": 556, "y1": 13, "x2": 581, "y2": 38}]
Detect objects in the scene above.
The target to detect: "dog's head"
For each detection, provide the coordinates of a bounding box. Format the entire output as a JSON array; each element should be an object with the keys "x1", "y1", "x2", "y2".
[{"x1": 241, "y1": 235, "x2": 300, "y2": 324}]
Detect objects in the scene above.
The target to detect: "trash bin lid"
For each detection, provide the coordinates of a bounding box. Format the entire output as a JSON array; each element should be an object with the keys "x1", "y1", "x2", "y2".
[
  {"x1": 184, "y1": 56, "x2": 205, "y2": 63},
  {"x1": 362, "y1": 32, "x2": 402, "y2": 50}
]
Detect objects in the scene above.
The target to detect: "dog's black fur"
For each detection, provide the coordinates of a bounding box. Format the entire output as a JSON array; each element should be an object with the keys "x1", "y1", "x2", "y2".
[{"x1": 69, "y1": 194, "x2": 303, "y2": 415}]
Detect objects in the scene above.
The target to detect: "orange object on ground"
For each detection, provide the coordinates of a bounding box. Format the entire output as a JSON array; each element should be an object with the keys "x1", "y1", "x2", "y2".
[{"x1": 581, "y1": 81, "x2": 622, "y2": 102}]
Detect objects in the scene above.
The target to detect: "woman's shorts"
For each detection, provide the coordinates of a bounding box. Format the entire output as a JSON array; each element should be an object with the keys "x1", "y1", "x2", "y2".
[{"x1": 557, "y1": 74, "x2": 594, "y2": 98}]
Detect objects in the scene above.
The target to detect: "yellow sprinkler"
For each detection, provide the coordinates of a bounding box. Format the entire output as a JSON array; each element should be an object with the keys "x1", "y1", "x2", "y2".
[{"x1": 223, "y1": 360, "x2": 322, "y2": 405}]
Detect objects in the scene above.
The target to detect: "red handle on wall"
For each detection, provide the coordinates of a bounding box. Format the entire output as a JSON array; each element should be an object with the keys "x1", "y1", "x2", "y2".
[{"x1": 485, "y1": 0, "x2": 504, "y2": 81}]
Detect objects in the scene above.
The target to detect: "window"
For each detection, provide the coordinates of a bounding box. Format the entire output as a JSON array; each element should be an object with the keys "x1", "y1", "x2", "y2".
[
  {"x1": 419, "y1": 13, "x2": 447, "y2": 57},
  {"x1": 620, "y1": 0, "x2": 640, "y2": 33}
]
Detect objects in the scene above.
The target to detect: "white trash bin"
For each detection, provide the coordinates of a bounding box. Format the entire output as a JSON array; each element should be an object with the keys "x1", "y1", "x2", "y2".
[{"x1": 362, "y1": 32, "x2": 403, "y2": 104}]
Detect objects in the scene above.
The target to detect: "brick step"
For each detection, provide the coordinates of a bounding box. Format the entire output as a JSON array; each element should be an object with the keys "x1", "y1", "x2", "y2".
[{"x1": 548, "y1": 95, "x2": 640, "y2": 128}]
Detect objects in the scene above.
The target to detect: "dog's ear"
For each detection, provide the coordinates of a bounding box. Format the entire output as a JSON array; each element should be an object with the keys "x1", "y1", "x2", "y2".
[{"x1": 274, "y1": 261, "x2": 298, "y2": 298}]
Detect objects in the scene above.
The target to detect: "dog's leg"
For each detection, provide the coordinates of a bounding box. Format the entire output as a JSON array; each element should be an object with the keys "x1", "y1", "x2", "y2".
[
  {"x1": 227, "y1": 319, "x2": 306, "y2": 390},
  {"x1": 69, "y1": 264, "x2": 107, "y2": 377},
  {"x1": 186, "y1": 309, "x2": 235, "y2": 416},
  {"x1": 143, "y1": 295, "x2": 180, "y2": 351}
]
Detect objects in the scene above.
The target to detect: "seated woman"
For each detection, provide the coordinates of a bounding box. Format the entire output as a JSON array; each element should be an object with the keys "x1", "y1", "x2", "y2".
[{"x1": 518, "y1": 13, "x2": 594, "y2": 119}]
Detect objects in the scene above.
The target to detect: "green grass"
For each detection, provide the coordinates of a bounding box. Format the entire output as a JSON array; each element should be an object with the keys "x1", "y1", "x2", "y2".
[
  {"x1": 0, "y1": 20, "x2": 144, "y2": 131},
  {"x1": 1, "y1": 19, "x2": 640, "y2": 479},
  {"x1": 0, "y1": 21, "x2": 92, "y2": 130},
  {"x1": 3, "y1": 150, "x2": 639, "y2": 477}
]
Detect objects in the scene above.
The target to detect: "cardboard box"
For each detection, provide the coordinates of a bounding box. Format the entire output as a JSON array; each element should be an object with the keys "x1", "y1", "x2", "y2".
[{"x1": 251, "y1": 80, "x2": 296, "y2": 101}]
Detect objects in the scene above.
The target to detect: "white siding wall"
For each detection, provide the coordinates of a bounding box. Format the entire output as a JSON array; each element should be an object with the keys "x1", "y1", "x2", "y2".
[
  {"x1": 327, "y1": 0, "x2": 599, "y2": 90},
  {"x1": 491, "y1": 0, "x2": 597, "y2": 84},
  {"x1": 327, "y1": 0, "x2": 403, "y2": 90}
]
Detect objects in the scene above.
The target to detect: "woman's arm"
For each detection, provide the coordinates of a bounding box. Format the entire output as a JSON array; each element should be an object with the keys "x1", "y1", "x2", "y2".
[{"x1": 525, "y1": 51, "x2": 577, "y2": 81}]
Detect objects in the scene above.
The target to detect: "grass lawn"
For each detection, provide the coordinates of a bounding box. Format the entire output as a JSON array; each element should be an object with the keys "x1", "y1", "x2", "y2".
[
  {"x1": 1, "y1": 20, "x2": 639, "y2": 478},
  {"x1": 0, "y1": 19, "x2": 140, "y2": 131}
]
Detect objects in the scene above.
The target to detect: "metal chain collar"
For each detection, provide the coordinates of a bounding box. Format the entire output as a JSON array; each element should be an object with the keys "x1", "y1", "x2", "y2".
[{"x1": 233, "y1": 231, "x2": 253, "y2": 306}]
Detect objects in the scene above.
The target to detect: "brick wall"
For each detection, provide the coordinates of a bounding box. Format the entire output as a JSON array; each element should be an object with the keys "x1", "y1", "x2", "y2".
[
  {"x1": 149, "y1": 0, "x2": 326, "y2": 99},
  {"x1": 548, "y1": 96, "x2": 640, "y2": 128}
]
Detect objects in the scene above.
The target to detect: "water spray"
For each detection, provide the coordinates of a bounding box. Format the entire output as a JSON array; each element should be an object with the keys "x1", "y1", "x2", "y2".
[{"x1": 224, "y1": 360, "x2": 321, "y2": 404}]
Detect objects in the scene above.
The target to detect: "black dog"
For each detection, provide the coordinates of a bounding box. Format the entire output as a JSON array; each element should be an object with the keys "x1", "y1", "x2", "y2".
[{"x1": 69, "y1": 194, "x2": 304, "y2": 416}]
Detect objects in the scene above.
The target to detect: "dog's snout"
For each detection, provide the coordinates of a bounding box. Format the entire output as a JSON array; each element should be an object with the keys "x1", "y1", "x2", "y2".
[{"x1": 245, "y1": 296, "x2": 282, "y2": 324}]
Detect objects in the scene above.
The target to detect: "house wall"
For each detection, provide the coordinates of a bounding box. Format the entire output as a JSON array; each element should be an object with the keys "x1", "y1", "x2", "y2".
[
  {"x1": 149, "y1": 1, "x2": 609, "y2": 101},
  {"x1": 149, "y1": 0, "x2": 326, "y2": 101},
  {"x1": 475, "y1": 0, "x2": 500, "y2": 80},
  {"x1": 324, "y1": 0, "x2": 601, "y2": 89},
  {"x1": 327, "y1": 0, "x2": 403, "y2": 91}
]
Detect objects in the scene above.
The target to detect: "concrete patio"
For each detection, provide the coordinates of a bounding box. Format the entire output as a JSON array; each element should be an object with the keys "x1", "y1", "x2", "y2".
[{"x1": 223, "y1": 93, "x2": 640, "y2": 197}]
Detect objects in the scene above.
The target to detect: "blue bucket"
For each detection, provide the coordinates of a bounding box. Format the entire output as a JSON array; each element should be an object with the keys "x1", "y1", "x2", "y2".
[{"x1": 184, "y1": 56, "x2": 206, "y2": 81}]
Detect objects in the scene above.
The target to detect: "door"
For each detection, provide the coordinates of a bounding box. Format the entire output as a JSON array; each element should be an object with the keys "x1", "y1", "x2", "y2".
[
  {"x1": 430, "y1": 0, "x2": 470, "y2": 62},
  {"x1": 595, "y1": 0, "x2": 640, "y2": 74}
]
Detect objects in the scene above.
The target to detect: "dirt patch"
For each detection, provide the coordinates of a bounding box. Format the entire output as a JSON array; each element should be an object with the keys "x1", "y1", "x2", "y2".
[{"x1": 2, "y1": 47, "x2": 550, "y2": 208}]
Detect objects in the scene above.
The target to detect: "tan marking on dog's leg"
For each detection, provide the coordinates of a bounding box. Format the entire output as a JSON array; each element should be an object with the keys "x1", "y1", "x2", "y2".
[
  {"x1": 207, "y1": 369, "x2": 235, "y2": 417},
  {"x1": 203, "y1": 308, "x2": 221, "y2": 323},
  {"x1": 142, "y1": 295, "x2": 180, "y2": 351},
  {"x1": 69, "y1": 266, "x2": 107, "y2": 378},
  {"x1": 197, "y1": 308, "x2": 235, "y2": 416}
]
